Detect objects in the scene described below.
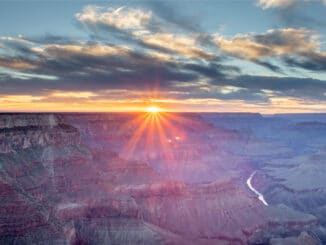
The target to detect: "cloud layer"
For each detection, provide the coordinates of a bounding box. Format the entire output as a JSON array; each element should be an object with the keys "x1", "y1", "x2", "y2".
[{"x1": 0, "y1": 3, "x2": 325, "y2": 112}]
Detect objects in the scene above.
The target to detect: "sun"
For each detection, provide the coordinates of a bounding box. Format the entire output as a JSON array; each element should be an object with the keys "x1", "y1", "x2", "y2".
[{"x1": 145, "y1": 106, "x2": 161, "y2": 113}]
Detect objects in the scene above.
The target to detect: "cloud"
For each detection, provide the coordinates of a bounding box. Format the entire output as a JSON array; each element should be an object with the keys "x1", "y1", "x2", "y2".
[
  {"x1": 215, "y1": 28, "x2": 326, "y2": 72},
  {"x1": 146, "y1": 1, "x2": 202, "y2": 32},
  {"x1": 283, "y1": 52, "x2": 326, "y2": 71},
  {"x1": 182, "y1": 63, "x2": 240, "y2": 78},
  {"x1": 259, "y1": 1, "x2": 326, "y2": 30},
  {"x1": 257, "y1": 0, "x2": 298, "y2": 9},
  {"x1": 222, "y1": 75, "x2": 326, "y2": 101},
  {"x1": 40, "y1": 44, "x2": 131, "y2": 58},
  {"x1": 76, "y1": 5, "x2": 152, "y2": 31},
  {"x1": 215, "y1": 28, "x2": 318, "y2": 59},
  {"x1": 1, "y1": 31, "x2": 325, "y2": 105},
  {"x1": 142, "y1": 33, "x2": 215, "y2": 60},
  {"x1": 278, "y1": 7, "x2": 326, "y2": 28},
  {"x1": 215, "y1": 34, "x2": 271, "y2": 60},
  {"x1": 257, "y1": 0, "x2": 326, "y2": 9},
  {"x1": 0, "y1": 56, "x2": 36, "y2": 70},
  {"x1": 0, "y1": 39, "x2": 227, "y2": 93},
  {"x1": 255, "y1": 60, "x2": 283, "y2": 73},
  {"x1": 0, "y1": 4, "x2": 326, "y2": 111},
  {"x1": 76, "y1": 5, "x2": 214, "y2": 60}
]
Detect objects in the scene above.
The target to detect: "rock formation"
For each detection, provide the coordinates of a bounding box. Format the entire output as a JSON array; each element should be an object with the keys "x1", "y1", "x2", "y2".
[{"x1": 0, "y1": 113, "x2": 325, "y2": 244}]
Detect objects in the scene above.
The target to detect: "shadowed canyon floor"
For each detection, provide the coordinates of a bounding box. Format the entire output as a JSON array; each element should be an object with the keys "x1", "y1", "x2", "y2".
[{"x1": 0, "y1": 113, "x2": 325, "y2": 244}]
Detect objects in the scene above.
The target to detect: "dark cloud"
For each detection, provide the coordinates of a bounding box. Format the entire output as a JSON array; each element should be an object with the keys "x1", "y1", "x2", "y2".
[
  {"x1": 24, "y1": 34, "x2": 82, "y2": 45},
  {"x1": 255, "y1": 60, "x2": 283, "y2": 73},
  {"x1": 1, "y1": 51, "x2": 325, "y2": 102},
  {"x1": 219, "y1": 75, "x2": 326, "y2": 101},
  {"x1": 283, "y1": 53, "x2": 326, "y2": 71},
  {"x1": 0, "y1": 42, "x2": 222, "y2": 94},
  {"x1": 146, "y1": 1, "x2": 203, "y2": 32},
  {"x1": 182, "y1": 62, "x2": 240, "y2": 78},
  {"x1": 0, "y1": 35, "x2": 325, "y2": 103}
]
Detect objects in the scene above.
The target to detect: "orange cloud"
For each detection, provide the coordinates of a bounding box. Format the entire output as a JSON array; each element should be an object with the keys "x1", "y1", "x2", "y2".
[
  {"x1": 143, "y1": 33, "x2": 215, "y2": 60},
  {"x1": 215, "y1": 28, "x2": 320, "y2": 60},
  {"x1": 0, "y1": 57, "x2": 36, "y2": 70},
  {"x1": 40, "y1": 44, "x2": 131, "y2": 58}
]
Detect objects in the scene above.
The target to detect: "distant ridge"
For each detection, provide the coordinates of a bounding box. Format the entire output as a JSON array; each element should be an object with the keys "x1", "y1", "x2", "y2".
[
  {"x1": 201, "y1": 112, "x2": 263, "y2": 119},
  {"x1": 274, "y1": 113, "x2": 326, "y2": 123}
]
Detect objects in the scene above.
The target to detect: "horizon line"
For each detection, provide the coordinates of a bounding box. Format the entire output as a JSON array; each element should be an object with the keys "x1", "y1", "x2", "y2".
[{"x1": 0, "y1": 111, "x2": 326, "y2": 115}]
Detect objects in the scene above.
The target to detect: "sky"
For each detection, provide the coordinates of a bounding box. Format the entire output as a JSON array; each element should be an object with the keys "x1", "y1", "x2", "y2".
[{"x1": 0, "y1": 0, "x2": 326, "y2": 113}]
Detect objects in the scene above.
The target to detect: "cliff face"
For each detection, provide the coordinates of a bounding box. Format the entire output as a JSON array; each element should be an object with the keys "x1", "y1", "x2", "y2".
[
  {"x1": 0, "y1": 114, "x2": 61, "y2": 128},
  {"x1": 0, "y1": 114, "x2": 79, "y2": 153},
  {"x1": 0, "y1": 113, "x2": 324, "y2": 244},
  {"x1": 0, "y1": 124, "x2": 80, "y2": 153}
]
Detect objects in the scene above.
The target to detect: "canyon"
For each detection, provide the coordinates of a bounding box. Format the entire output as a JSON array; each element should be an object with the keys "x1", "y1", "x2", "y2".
[{"x1": 0, "y1": 113, "x2": 325, "y2": 244}]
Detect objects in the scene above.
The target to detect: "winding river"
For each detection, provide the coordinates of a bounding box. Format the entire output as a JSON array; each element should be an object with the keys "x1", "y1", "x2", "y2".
[{"x1": 246, "y1": 171, "x2": 269, "y2": 206}]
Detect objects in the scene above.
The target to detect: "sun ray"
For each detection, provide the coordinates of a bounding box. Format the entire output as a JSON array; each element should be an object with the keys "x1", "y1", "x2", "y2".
[
  {"x1": 121, "y1": 113, "x2": 151, "y2": 159},
  {"x1": 120, "y1": 105, "x2": 205, "y2": 167}
]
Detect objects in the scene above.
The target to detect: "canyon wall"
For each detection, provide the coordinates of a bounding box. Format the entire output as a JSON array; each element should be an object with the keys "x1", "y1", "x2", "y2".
[{"x1": 0, "y1": 113, "x2": 324, "y2": 244}]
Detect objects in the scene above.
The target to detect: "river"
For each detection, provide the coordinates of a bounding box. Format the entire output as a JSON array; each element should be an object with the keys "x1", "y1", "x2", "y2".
[{"x1": 246, "y1": 171, "x2": 268, "y2": 206}]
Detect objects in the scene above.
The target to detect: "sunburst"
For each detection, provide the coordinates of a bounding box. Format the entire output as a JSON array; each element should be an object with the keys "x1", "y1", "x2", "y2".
[{"x1": 145, "y1": 106, "x2": 161, "y2": 113}]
